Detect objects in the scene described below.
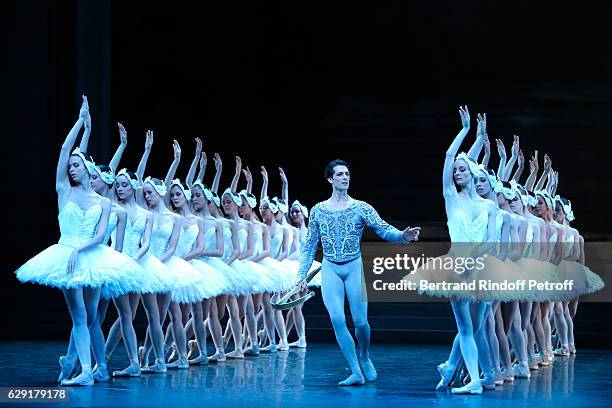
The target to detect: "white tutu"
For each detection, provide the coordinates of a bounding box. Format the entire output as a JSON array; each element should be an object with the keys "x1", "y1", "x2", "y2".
[
  {"x1": 255, "y1": 258, "x2": 292, "y2": 292},
  {"x1": 16, "y1": 243, "x2": 142, "y2": 294},
  {"x1": 131, "y1": 252, "x2": 173, "y2": 294},
  {"x1": 166, "y1": 256, "x2": 209, "y2": 304},
  {"x1": 242, "y1": 260, "x2": 274, "y2": 294},
  {"x1": 306, "y1": 260, "x2": 322, "y2": 288},
  {"x1": 198, "y1": 256, "x2": 249, "y2": 296},
  {"x1": 189, "y1": 258, "x2": 229, "y2": 298}
]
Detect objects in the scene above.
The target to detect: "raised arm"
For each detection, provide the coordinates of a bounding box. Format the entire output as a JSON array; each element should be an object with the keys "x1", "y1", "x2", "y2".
[
  {"x1": 136, "y1": 130, "x2": 154, "y2": 182},
  {"x1": 242, "y1": 166, "x2": 253, "y2": 194},
  {"x1": 57, "y1": 96, "x2": 88, "y2": 198},
  {"x1": 512, "y1": 149, "x2": 525, "y2": 182},
  {"x1": 535, "y1": 154, "x2": 552, "y2": 190},
  {"x1": 229, "y1": 156, "x2": 242, "y2": 192},
  {"x1": 495, "y1": 139, "x2": 507, "y2": 180},
  {"x1": 548, "y1": 170, "x2": 558, "y2": 196},
  {"x1": 211, "y1": 153, "x2": 222, "y2": 194},
  {"x1": 279, "y1": 167, "x2": 289, "y2": 204},
  {"x1": 525, "y1": 150, "x2": 539, "y2": 191},
  {"x1": 260, "y1": 166, "x2": 269, "y2": 202},
  {"x1": 501, "y1": 135, "x2": 519, "y2": 181},
  {"x1": 297, "y1": 204, "x2": 321, "y2": 281},
  {"x1": 164, "y1": 139, "x2": 182, "y2": 191},
  {"x1": 443, "y1": 106, "x2": 471, "y2": 202},
  {"x1": 186, "y1": 138, "x2": 202, "y2": 188},
  {"x1": 108, "y1": 122, "x2": 128, "y2": 173},
  {"x1": 466, "y1": 113, "x2": 486, "y2": 162},
  {"x1": 197, "y1": 151, "x2": 207, "y2": 183},
  {"x1": 481, "y1": 133, "x2": 491, "y2": 168},
  {"x1": 78, "y1": 100, "x2": 92, "y2": 153}
]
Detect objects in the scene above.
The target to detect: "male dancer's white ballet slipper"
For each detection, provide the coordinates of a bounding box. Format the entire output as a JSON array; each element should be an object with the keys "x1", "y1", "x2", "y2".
[
  {"x1": 451, "y1": 380, "x2": 483, "y2": 395},
  {"x1": 187, "y1": 340, "x2": 199, "y2": 360},
  {"x1": 58, "y1": 355, "x2": 77, "y2": 383},
  {"x1": 512, "y1": 362, "x2": 531, "y2": 379},
  {"x1": 92, "y1": 365, "x2": 110, "y2": 382},
  {"x1": 360, "y1": 359, "x2": 377, "y2": 382},
  {"x1": 166, "y1": 355, "x2": 189, "y2": 369},
  {"x1": 338, "y1": 372, "x2": 365, "y2": 386},
  {"x1": 113, "y1": 363, "x2": 141, "y2": 377},
  {"x1": 289, "y1": 339, "x2": 307, "y2": 348},
  {"x1": 60, "y1": 370, "x2": 95, "y2": 387},
  {"x1": 244, "y1": 345, "x2": 260, "y2": 356},
  {"x1": 260, "y1": 343, "x2": 278, "y2": 353},
  {"x1": 188, "y1": 355, "x2": 209, "y2": 365},
  {"x1": 226, "y1": 350, "x2": 245, "y2": 359},
  {"x1": 141, "y1": 360, "x2": 167, "y2": 374},
  {"x1": 208, "y1": 351, "x2": 227, "y2": 362}
]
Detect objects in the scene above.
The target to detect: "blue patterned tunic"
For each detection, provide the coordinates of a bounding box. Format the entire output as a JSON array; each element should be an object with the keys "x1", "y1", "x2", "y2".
[{"x1": 297, "y1": 200, "x2": 407, "y2": 279}]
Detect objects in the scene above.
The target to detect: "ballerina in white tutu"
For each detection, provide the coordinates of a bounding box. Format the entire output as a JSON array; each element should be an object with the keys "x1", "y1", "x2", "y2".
[{"x1": 15, "y1": 96, "x2": 133, "y2": 386}]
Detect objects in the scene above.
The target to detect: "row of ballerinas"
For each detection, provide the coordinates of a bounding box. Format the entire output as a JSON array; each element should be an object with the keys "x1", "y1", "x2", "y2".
[
  {"x1": 15, "y1": 96, "x2": 321, "y2": 386},
  {"x1": 404, "y1": 107, "x2": 603, "y2": 394}
]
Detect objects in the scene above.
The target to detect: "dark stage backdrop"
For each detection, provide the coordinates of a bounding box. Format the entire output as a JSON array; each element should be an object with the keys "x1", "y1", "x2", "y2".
[{"x1": 2, "y1": 0, "x2": 611, "y2": 340}]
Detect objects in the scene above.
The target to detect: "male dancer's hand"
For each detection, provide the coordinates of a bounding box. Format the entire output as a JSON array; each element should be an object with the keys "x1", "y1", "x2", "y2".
[{"x1": 403, "y1": 226, "x2": 421, "y2": 242}]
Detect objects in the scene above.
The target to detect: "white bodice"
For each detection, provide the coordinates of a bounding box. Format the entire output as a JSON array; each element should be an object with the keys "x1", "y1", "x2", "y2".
[
  {"x1": 58, "y1": 201, "x2": 102, "y2": 248},
  {"x1": 150, "y1": 219, "x2": 173, "y2": 258},
  {"x1": 175, "y1": 222, "x2": 199, "y2": 258},
  {"x1": 122, "y1": 216, "x2": 147, "y2": 257}
]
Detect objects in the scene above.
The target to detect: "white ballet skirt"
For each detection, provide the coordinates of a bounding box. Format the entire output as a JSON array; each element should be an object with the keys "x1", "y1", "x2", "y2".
[
  {"x1": 16, "y1": 201, "x2": 145, "y2": 294},
  {"x1": 218, "y1": 222, "x2": 257, "y2": 296},
  {"x1": 269, "y1": 228, "x2": 301, "y2": 291},
  {"x1": 149, "y1": 218, "x2": 208, "y2": 304},
  {"x1": 237, "y1": 227, "x2": 274, "y2": 294},
  {"x1": 403, "y1": 210, "x2": 540, "y2": 302},
  {"x1": 197, "y1": 222, "x2": 241, "y2": 296},
  {"x1": 252, "y1": 224, "x2": 292, "y2": 292},
  {"x1": 174, "y1": 222, "x2": 228, "y2": 300}
]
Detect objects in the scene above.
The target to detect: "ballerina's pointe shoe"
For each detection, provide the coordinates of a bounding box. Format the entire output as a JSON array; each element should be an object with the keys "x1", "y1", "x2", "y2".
[
  {"x1": 188, "y1": 355, "x2": 209, "y2": 365},
  {"x1": 338, "y1": 373, "x2": 365, "y2": 386},
  {"x1": 451, "y1": 380, "x2": 483, "y2": 395},
  {"x1": 61, "y1": 370, "x2": 94, "y2": 387},
  {"x1": 260, "y1": 344, "x2": 278, "y2": 353},
  {"x1": 187, "y1": 340, "x2": 199, "y2": 360},
  {"x1": 553, "y1": 346, "x2": 570, "y2": 357},
  {"x1": 360, "y1": 359, "x2": 377, "y2": 382},
  {"x1": 141, "y1": 361, "x2": 167, "y2": 374},
  {"x1": 276, "y1": 341, "x2": 290, "y2": 351},
  {"x1": 226, "y1": 350, "x2": 244, "y2": 359},
  {"x1": 569, "y1": 344, "x2": 576, "y2": 354},
  {"x1": 289, "y1": 339, "x2": 307, "y2": 348},
  {"x1": 93, "y1": 365, "x2": 110, "y2": 382},
  {"x1": 58, "y1": 355, "x2": 76, "y2": 383},
  {"x1": 113, "y1": 363, "x2": 141, "y2": 377},
  {"x1": 166, "y1": 356, "x2": 189, "y2": 369},
  {"x1": 436, "y1": 361, "x2": 456, "y2": 390},
  {"x1": 244, "y1": 346, "x2": 260, "y2": 356},
  {"x1": 208, "y1": 352, "x2": 226, "y2": 363},
  {"x1": 512, "y1": 362, "x2": 531, "y2": 379}
]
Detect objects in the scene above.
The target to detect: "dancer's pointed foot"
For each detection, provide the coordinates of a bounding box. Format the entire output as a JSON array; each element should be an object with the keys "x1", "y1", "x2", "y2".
[
  {"x1": 436, "y1": 361, "x2": 456, "y2": 390},
  {"x1": 187, "y1": 340, "x2": 199, "y2": 360},
  {"x1": 92, "y1": 365, "x2": 110, "y2": 382},
  {"x1": 244, "y1": 346, "x2": 260, "y2": 356},
  {"x1": 61, "y1": 370, "x2": 94, "y2": 386},
  {"x1": 138, "y1": 346, "x2": 148, "y2": 368},
  {"x1": 501, "y1": 367, "x2": 515, "y2": 382},
  {"x1": 553, "y1": 346, "x2": 570, "y2": 357},
  {"x1": 289, "y1": 339, "x2": 307, "y2": 348},
  {"x1": 276, "y1": 341, "x2": 290, "y2": 351},
  {"x1": 167, "y1": 344, "x2": 178, "y2": 363},
  {"x1": 513, "y1": 362, "x2": 531, "y2": 379},
  {"x1": 226, "y1": 350, "x2": 244, "y2": 359},
  {"x1": 260, "y1": 343, "x2": 278, "y2": 353},
  {"x1": 141, "y1": 361, "x2": 167, "y2": 374},
  {"x1": 257, "y1": 329, "x2": 266, "y2": 347},
  {"x1": 338, "y1": 373, "x2": 365, "y2": 386},
  {"x1": 166, "y1": 356, "x2": 189, "y2": 369},
  {"x1": 360, "y1": 359, "x2": 377, "y2": 382},
  {"x1": 113, "y1": 363, "x2": 141, "y2": 377},
  {"x1": 188, "y1": 355, "x2": 209, "y2": 365},
  {"x1": 451, "y1": 379, "x2": 483, "y2": 395},
  {"x1": 58, "y1": 355, "x2": 76, "y2": 383},
  {"x1": 208, "y1": 352, "x2": 226, "y2": 363}
]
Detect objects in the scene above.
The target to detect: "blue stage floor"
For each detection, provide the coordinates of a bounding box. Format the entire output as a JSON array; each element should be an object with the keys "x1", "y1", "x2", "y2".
[{"x1": 0, "y1": 341, "x2": 610, "y2": 408}]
